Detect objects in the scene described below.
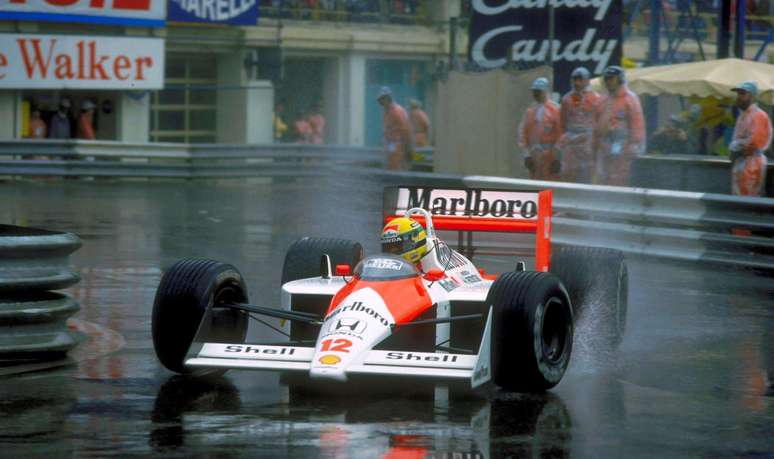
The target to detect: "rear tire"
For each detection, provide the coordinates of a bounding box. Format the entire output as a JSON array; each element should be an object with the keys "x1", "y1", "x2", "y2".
[
  {"x1": 550, "y1": 246, "x2": 628, "y2": 346},
  {"x1": 152, "y1": 259, "x2": 249, "y2": 374},
  {"x1": 489, "y1": 271, "x2": 573, "y2": 392}
]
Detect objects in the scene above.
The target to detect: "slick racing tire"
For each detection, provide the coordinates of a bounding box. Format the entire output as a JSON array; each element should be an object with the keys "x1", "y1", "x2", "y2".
[
  {"x1": 152, "y1": 259, "x2": 249, "y2": 375},
  {"x1": 282, "y1": 237, "x2": 364, "y2": 342},
  {"x1": 281, "y1": 237, "x2": 364, "y2": 284},
  {"x1": 489, "y1": 271, "x2": 573, "y2": 392},
  {"x1": 550, "y1": 246, "x2": 628, "y2": 347}
]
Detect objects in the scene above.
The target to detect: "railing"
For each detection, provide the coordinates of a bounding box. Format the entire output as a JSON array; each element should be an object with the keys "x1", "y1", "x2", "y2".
[
  {"x1": 1, "y1": 140, "x2": 773, "y2": 270},
  {"x1": 372, "y1": 170, "x2": 774, "y2": 271},
  {"x1": 0, "y1": 140, "x2": 386, "y2": 178}
]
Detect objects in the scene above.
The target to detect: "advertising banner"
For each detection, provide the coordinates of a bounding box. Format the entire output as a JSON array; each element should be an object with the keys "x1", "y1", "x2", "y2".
[
  {"x1": 167, "y1": 0, "x2": 258, "y2": 25},
  {"x1": 0, "y1": 0, "x2": 165, "y2": 27},
  {"x1": 0, "y1": 34, "x2": 165, "y2": 90},
  {"x1": 468, "y1": 0, "x2": 623, "y2": 93}
]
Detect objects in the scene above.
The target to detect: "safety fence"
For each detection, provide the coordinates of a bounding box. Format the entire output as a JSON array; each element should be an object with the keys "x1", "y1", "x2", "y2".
[
  {"x1": 363, "y1": 170, "x2": 774, "y2": 271},
  {"x1": 0, "y1": 140, "x2": 394, "y2": 178},
  {"x1": 0, "y1": 225, "x2": 82, "y2": 361},
  {"x1": 1, "y1": 140, "x2": 772, "y2": 270}
]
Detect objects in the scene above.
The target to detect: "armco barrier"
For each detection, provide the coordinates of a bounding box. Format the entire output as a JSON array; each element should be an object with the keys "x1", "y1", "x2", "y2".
[
  {"x1": 0, "y1": 225, "x2": 82, "y2": 358},
  {"x1": 0, "y1": 140, "x2": 387, "y2": 178},
  {"x1": 632, "y1": 154, "x2": 774, "y2": 196},
  {"x1": 1, "y1": 140, "x2": 773, "y2": 270},
  {"x1": 462, "y1": 176, "x2": 774, "y2": 271}
]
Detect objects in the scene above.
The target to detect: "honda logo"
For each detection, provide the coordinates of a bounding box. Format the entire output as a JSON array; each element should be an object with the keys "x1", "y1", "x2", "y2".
[{"x1": 334, "y1": 318, "x2": 367, "y2": 334}]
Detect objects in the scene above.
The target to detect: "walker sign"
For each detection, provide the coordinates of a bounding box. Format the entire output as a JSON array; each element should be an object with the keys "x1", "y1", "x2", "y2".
[
  {"x1": 0, "y1": 0, "x2": 165, "y2": 27},
  {"x1": 468, "y1": 0, "x2": 622, "y2": 93},
  {"x1": 167, "y1": 0, "x2": 258, "y2": 25},
  {"x1": 0, "y1": 34, "x2": 165, "y2": 90}
]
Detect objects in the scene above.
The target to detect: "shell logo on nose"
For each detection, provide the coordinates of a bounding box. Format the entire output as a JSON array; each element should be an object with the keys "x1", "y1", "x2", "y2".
[{"x1": 319, "y1": 354, "x2": 341, "y2": 365}]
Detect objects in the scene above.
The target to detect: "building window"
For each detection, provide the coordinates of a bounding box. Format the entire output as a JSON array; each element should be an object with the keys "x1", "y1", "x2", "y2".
[{"x1": 151, "y1": 55, "x2": 217, "y2": 143}]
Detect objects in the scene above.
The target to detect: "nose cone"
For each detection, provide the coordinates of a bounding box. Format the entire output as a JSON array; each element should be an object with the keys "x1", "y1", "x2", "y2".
[{"x1": 310, "y1": 287, "x2": 394, "y2": 382}]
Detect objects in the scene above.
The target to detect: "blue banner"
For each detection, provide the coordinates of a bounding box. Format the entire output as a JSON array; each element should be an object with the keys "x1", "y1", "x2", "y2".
[{"x1": 167, "y1": 0, "x2": 258, "y2": 25}]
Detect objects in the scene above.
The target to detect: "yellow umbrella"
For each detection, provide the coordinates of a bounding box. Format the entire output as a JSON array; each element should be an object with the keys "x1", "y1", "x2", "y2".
[{"x1": 591, "y1": 58, "x2": 774, "y2": 104}]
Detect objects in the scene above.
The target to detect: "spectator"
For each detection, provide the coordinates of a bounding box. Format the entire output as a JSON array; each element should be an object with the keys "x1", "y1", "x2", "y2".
[
  {"x1": 518, "y1": 77, "x2": 562, "y2": 180},
  {"x1": 308, "y1": 104, "x2": 326, "y2": 145},
  {"x1": 649, "y1": 115, "x2": 694, "y2": 155},
  {"x1": 293, "y1": 110, "x2": 312, "y2": 144},
  {"x1": 77, "y1": 99, "x2": 97, "y2": 140},
  {"x1": 377, "y1": 86, "x2": 413, "y2": 170},
  {"x1": 593, "y1": 66, "x2": 646, "y2": 186},
  {"x1": 274, "y1": 101, "x2": 288, "y2": 143},
  {"x1": 408, "y1": 99, "x2": 430, "y2": 147},
  {"x1": 557, "y1": 67, "x2": 601, "y2": 183},
  {"x1": 49, "y1": 98, "x2": 72, "y2": 139},
  {"x1": 27, "y1": 109, "x2": 47, "y2": 139},
  {"x1": 729, "y1": 81, "x2": 772, "y2": 197}
]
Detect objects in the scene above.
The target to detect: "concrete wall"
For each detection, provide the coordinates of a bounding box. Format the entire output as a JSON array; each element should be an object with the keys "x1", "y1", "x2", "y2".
[
  {"x1": 334, "y1": 54, "x2": 366, "y2": 146},
  {"x1": 117, "y1": 92, "x2": 151, "y2": 142},
  {"x1": 0, "y1": 91, "x2": 18, "y2": 139},
  {"x1": 216, "y1": 51, "x2": 273, "y2": 144},
  {"x1": 433, "y1": 67, "x2": 549, "y2": 177}
]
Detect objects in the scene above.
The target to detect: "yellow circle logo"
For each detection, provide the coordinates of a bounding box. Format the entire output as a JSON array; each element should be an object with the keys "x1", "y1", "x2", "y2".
[{"x1": 319, "y1": 354, "x2": 341, "y2": 365}]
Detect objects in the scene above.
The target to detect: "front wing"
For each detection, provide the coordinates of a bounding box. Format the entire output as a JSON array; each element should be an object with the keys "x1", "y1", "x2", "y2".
[{"x1": 185, "y1": 307, "x2": 493, "y2": 388}]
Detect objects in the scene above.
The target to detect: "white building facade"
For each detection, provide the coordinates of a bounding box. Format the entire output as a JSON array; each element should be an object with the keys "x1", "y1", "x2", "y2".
[{"x1": 0, "y1": 1, "x2": 460, "y2": 145}]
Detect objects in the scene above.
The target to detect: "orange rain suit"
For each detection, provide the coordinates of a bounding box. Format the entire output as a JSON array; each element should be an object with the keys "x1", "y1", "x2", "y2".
[
  {"x1": 730, "y1": 104, "x2": 772, "y2": 196},
  {"x1": 593, "y1": 86, "x2": 646, "y2": 186},
  {"x1": 410, "y1": 107, "x2": 431, "y2": 147},
  {"x1": 558, "y1": 88, "x2": 602, "y2": 183},
  {"x1": 518, "y1": 100, "x2": 562, "y2": 180},
  {"x1": 309, "y1": 113, "x2": 326, "y2": 145},
  {"x1": 77, "y1": 112, "x2": 96, "y2": 140},
  {"x1": 383, "y1": 102, "x2": 413, "y2": 170},
  {"x1": 294, "y1": 119, "x2": 312, "y2": 144}
]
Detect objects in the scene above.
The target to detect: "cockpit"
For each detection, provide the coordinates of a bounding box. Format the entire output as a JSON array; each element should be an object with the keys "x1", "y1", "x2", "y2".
[{"x1": 353, "y1": 255, "x2": 419, "y2": 281}]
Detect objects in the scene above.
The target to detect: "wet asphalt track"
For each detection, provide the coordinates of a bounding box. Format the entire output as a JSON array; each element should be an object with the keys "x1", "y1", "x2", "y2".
[{"x1": 1, "y1": 176, "x2": 773, "y2": 458}]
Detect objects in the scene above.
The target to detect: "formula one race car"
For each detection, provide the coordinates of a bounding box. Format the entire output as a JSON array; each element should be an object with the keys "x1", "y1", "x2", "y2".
[{"x1": 151, "y1": 187, "x2": 627, "y2": 393}]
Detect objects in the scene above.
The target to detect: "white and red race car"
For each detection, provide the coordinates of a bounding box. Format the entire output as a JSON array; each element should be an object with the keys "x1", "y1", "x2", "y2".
[{"x1": 152, "y1": 187, "x2": 627, "y2": 393}]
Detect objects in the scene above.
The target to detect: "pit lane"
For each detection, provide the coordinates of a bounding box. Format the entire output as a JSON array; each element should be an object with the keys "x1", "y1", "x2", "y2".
[{"x1": 1, "y1": 177, "x2": 772, "y2": 458}]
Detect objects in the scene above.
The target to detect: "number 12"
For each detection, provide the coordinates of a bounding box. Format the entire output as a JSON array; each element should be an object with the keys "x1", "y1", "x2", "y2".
[{"x1": 320, "y1": 338, "x2": 352, "y2": 353}]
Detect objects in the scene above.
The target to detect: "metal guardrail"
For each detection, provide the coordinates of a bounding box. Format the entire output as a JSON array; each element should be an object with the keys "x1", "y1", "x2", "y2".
[
  {"x1": 0, "y1": 225, "x2": 82, "y2": 359},
  {"x1": 462, "y1": 176, "x2": 774, "y2": 271},
  {"x1": 1, "y1": 140, "x2": 772, "y2": 270},
  {"x1": 0, "y1": 140, "x2": 388, "y2": 178}
]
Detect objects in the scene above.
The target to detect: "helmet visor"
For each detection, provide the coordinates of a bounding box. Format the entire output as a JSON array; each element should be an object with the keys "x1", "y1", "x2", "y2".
[{"x1": 381, "y1": 228, "x2": 425, "y2": 256}]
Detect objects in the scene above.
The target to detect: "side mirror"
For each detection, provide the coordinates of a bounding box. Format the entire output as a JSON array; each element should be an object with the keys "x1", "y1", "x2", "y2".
[
  {"x1": 335, "y1": 264, "x2": 352, "y2": 276},
  {"x1": 320, "y1": 254, "x2": 332, "y2": 279},
  {"x1": 424, "y1": 268, "x2": 444, "y2": 281}
]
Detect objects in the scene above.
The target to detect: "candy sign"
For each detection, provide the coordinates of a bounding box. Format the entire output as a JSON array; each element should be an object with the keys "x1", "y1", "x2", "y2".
[
  {"x1": 468, "y1": 0, "x2": 623, "y2": 94},
  {"x1": 0, "y1": 34, "x2": 165, "y2": 89}
]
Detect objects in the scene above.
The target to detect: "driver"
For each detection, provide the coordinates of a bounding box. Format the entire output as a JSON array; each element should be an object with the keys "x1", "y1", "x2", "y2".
[{"x1": 380, "y1": 217, "x2": 428, "y2": 264}]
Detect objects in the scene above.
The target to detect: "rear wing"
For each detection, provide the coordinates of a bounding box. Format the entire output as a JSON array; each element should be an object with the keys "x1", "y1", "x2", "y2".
[{"x1": 383, "y1": 187, "x2": 553, "y2": 271}]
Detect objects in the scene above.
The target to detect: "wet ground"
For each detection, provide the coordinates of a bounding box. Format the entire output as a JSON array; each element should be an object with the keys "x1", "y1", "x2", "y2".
[{"x1": 1, "y1": 177, "x2": 773, "y2": 458}]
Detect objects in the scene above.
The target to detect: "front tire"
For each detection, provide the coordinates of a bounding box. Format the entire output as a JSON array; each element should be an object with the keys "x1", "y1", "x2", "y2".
[
  {"x1": 281, "y1": 237, "x2": 364, "y2": 284},
  {"x1": 282, "y1": 237, "x2": 363, "y2": 342},
  {"x1": 489, "y1": 271, "x2": 573, "y2": 392},
  {"x1": 152, "y1": 259, "x2": 249, "y2": 374}
]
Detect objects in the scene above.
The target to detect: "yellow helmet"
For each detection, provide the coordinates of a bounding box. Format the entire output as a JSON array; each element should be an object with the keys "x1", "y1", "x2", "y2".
[{"x1": 381, "y1": 217, "x2": 427, "y2": 263}]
